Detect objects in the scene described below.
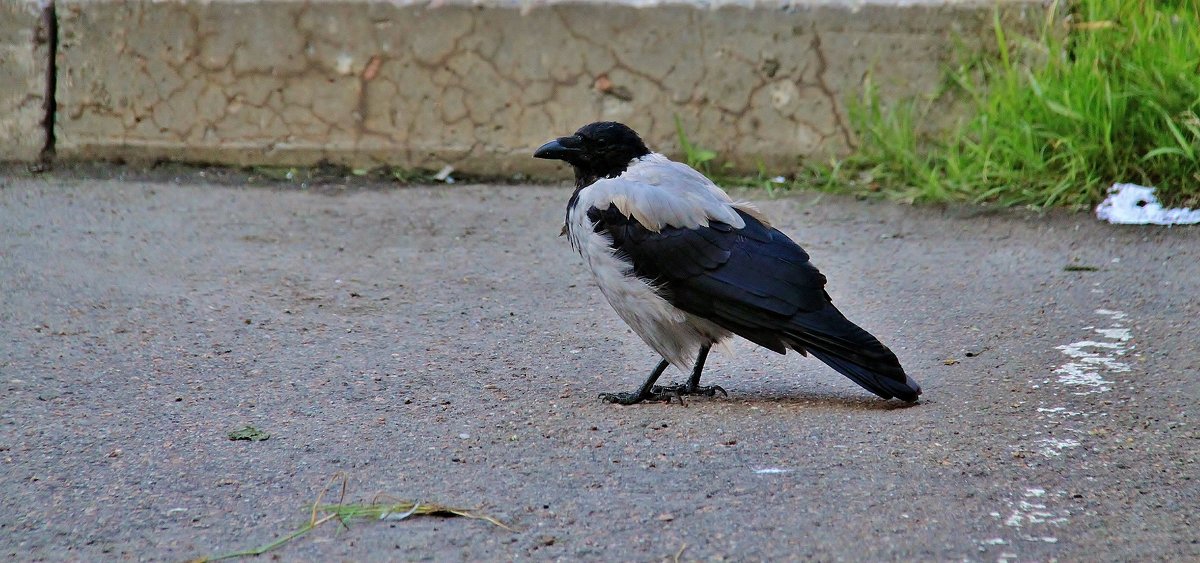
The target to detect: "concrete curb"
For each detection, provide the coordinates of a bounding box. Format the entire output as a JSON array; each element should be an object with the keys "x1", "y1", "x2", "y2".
[
  {"x1": 5, "y1": 0, "x2": 1050, "y2": 174},
  {"x1": 0, "y1": 0, "x2": 51, "y2": 162}
]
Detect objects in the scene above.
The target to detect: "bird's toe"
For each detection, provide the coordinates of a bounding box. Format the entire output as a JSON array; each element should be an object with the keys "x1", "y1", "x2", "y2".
[
  {"x1": 598, "y1": 390, "x2": 677, "y2": 405},
  {"x1": 695, "y1": 384, "x2": 728, "y2": 398},
  {"x1": 650, "y1": 382, "x2": 729, "y2": 399}
]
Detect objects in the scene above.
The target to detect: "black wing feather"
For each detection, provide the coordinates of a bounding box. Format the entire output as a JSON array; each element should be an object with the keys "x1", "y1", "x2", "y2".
[{"x1": 588, "y1": 205, "x2": 920, "y2": 401}]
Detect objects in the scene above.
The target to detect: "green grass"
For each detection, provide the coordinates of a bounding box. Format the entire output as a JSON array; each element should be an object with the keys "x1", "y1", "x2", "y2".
[
  {"x1": 808, "y1": 0, "x2": 1200, "y2": 208},
  {"x1": 674, "y1": 115, "x2": 718, "y2": 173}
]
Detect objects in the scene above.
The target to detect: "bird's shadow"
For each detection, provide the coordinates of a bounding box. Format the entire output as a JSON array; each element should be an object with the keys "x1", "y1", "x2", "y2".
[{"x1": 700, "y1": 388, "x2": 924, "y2": 412}]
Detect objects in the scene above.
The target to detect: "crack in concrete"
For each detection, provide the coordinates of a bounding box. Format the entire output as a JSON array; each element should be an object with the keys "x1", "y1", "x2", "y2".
[
  {"x1": 39, "y1": 0, "x2": 58, "y2": 162},
  {"x1": 809, "y1": 25, "x2": 854, "y2": 151},
  {"x1": 33, "y1": 0, "x2": 1047, "y2": 172}
]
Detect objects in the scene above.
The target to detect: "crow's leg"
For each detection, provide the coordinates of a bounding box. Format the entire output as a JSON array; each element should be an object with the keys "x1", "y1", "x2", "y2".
[
  {"x1": 599, "y1": 359, "x2": 676, "y2": 405},
  {"x1": 651, "y1": 345, "x2": 728, "y2": 398}
]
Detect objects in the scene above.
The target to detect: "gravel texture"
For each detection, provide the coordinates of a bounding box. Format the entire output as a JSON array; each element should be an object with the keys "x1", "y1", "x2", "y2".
[{"x1": 1, "y1": 175, "x2": 1197, "y2": 561}]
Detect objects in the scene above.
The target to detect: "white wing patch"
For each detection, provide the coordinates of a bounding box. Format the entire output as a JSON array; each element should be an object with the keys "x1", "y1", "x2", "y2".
[
  {"x1": 566, "y1": 198, "x2": 731, "y2": 370},
  {"x1": 577, "y1": 153, "x2": 763, "y2": 232}
]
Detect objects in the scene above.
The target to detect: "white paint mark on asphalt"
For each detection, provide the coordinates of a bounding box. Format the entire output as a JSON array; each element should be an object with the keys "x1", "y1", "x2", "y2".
[
  {"x1": 1003, "y1": 495, "x2": 1069, "y2": 528},
  {"x1": 1054, "y1": 360, "x2": 1114, "y2": 392},
  {"x1": 1036, "y1": 438, "x2": 1081, "y2": 457},
  {"x1": 753, "y1": 468, "x2": 790, "y2": 475},
  {"x1": 1022, "y1": 535, "x2": 1059, "y2": 543},
  {"x1": 1058, "y1": 340, "x2": 1123, "y2": 358},
  {"x1": 1037, "y1": 407, "x2": 1084, "y2": 417},
  {"x1": 1095, "y1": 327, "x2": 1132, "y2": 341},
  {"x1": 983, "y1": 309, "x2": 1138, "y2": 557},
  {"x1": 1053, "y1": 315, "x2": 1133, "y2": 393}
]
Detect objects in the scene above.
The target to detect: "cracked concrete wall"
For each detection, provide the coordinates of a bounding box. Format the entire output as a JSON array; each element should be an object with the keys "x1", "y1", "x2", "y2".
[
  {"x1": 53, "y1": 0, "x2": 1047, "y2": 174},
  {"x1": 0, "y1": 0, "x2": 50, "y2": 162}
]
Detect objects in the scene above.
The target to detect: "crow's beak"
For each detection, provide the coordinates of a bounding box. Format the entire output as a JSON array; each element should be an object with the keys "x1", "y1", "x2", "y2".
[{"x1": 534, "y1": 136, "x2": 583, "y2": 161}]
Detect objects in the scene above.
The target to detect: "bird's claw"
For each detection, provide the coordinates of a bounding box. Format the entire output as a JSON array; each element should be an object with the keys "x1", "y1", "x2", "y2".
[
  {"x1": 598, "y1": 389, "x2": 679, "y2": 405},
  {"x1": 650, "y1": 382, "x2": 728, "y2": 399}
]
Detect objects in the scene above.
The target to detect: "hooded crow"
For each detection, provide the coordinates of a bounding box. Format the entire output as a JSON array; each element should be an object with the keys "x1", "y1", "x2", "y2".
[{"x1": 535, "y1": 121, "x2": 921, "y2": 405}]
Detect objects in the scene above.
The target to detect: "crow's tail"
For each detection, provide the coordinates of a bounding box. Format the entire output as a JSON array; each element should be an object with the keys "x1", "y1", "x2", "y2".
[
  {"x1": 782, "y1": 306, "x2": 921, "y2": 402},
  {"x1": 806, "y1": 349, "x2": 921, "y2": 402}
]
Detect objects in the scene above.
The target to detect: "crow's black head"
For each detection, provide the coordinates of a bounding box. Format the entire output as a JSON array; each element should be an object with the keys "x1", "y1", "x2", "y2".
[{"x1": 534, "y1": 122, "x2": 651, "y2": 186}]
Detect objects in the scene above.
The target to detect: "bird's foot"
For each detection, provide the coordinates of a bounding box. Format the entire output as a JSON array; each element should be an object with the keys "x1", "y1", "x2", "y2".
[
  {"x1": 598, "y1": 389, "x2": 680, "y2": 405},
  {"x1": 650, "y1": 382, "x2": 729, "y2": 399}
]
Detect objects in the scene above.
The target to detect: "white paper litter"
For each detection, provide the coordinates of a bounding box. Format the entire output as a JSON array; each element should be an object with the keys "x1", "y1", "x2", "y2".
[
  {"x1": 1095, "y1": 183, "x2": 1200, "y2": 225},
  {"x1": 433, "y1": 165, "x2": 456, "y2": 184}
]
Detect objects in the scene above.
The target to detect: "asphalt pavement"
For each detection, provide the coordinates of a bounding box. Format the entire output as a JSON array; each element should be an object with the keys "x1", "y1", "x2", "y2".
[{"x1": 1, "y1": 174, "x2": 1197, "y2": 561}]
